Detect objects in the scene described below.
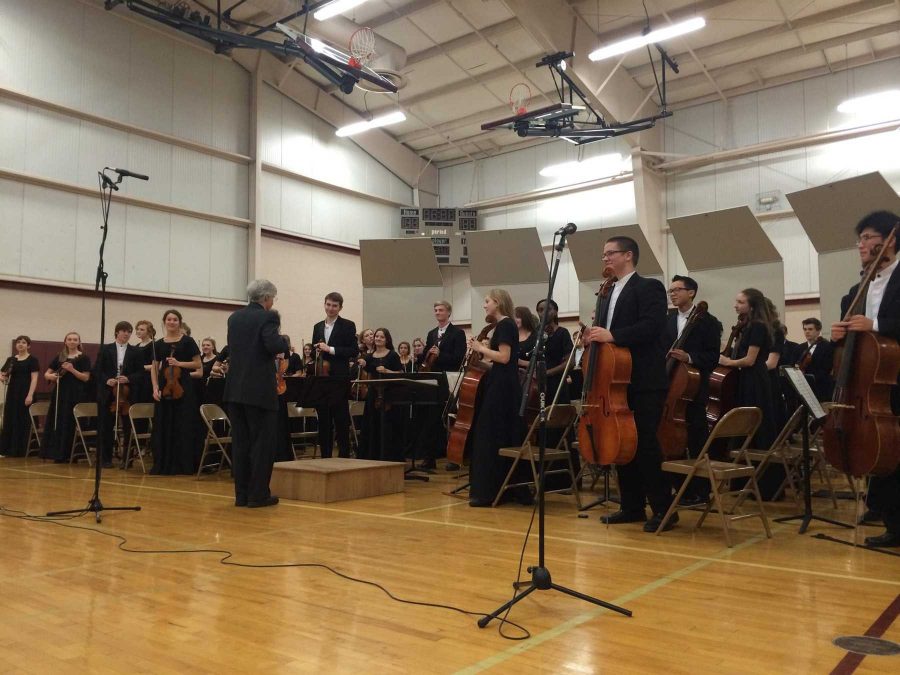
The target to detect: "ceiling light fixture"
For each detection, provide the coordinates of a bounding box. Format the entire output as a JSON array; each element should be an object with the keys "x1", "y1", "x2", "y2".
[
  {"x1": 589, "y1": 17, "x2": 706, "y2": 61},
  {"x1": 314, "y1": 0, "x2": 371, "y2": 21},
  {"x1": 336, "y1": 111, "x2": 406, "y2": 137},
  {"x1": 837, "y1": 89, "x2": 900, "y2": 115}
]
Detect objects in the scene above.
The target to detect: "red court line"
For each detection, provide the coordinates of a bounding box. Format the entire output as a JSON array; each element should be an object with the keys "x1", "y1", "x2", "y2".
[{"x1": 830, "y1": 593, "x2": 900, "y2": 675}]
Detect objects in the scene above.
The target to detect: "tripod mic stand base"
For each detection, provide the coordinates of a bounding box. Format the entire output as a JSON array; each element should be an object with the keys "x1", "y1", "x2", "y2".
[
  {"x1": 773, "y1": 513, "x2": 852, "y2": 535},
  {"x1": 47, "y1": 498, "x2": 141, "y2": 523}
]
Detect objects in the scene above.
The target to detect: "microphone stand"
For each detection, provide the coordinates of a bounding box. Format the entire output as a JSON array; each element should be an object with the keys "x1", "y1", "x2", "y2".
[
  {"x1": 478, "y1": 225, "x2": 630, "y2": 629},
  {"x1": 48, "y1": 169, "x2": 142, "y2": 523}
]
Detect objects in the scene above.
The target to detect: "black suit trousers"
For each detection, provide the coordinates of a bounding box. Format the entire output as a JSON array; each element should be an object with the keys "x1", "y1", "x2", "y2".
[
  {"x1": 316, "y1": 402, "x2": 351, "y2": 458},
  {"x1": 868, "y1": 388, "x2": 900, "y2": 534},
  {"x1": 229, "y1": 403, "x2": 277, "y2": 502},
  {"x1": 618, "y1": 389, "x2": 671, "y2": 514}
]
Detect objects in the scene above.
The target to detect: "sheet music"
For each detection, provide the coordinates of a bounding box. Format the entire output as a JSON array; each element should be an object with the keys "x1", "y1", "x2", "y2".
[
  {"x1": 445, "y1": 370, "x2": 462, "y2": 393},
  {"x1": 782, "y1": 367, "x2": 827, "y2": 420}
]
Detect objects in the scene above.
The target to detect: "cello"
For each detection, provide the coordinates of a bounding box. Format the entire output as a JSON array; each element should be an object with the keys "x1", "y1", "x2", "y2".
[
  {"x1": 577, "y1": 267, "x2": 637, "y2": 466},
  {"x1": 823, "y1": 222, "x2": 900, "y2": 477},
  {"x1": 657, "y1": 302, "x2": 707, "y2": 459},
  {"x1": 706, "y1": 314, "x2": 747, "y2": 428},
  {"x1": 445, "y1": 321, "x2": 495, "y2": 465}
]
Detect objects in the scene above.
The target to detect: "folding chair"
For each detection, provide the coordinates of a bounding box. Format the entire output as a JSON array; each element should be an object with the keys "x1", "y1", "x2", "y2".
[
  {"x1": 348, "y1": 399, "x2": 365, "y2": 455},
  {"x1": 197, "y1": 404, "x2": 232, "y2": 478},
  {"x1": 70, "y1": 402, "x2": 98, "y2": 466},
  {"x1": 494, "y1": 404, "x2": 582, "y2": 508},
  {"x1": 26, "y1": 400, "x2": 50, "y2": 457},
  {"x1": 657, "y1": 407, "x2": 772, "y2": 547},
  {"x1": 124, "y1": 403, "x2": 155, "y2": 473},
  {"x1": 287, "y1": 403, "x2": 319, "y2": 459}
]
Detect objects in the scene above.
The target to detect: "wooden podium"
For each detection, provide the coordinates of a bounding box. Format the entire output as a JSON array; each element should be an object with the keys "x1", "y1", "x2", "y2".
[{"x1": 270, "y1": 458, "x2": 405, "y2": 503}]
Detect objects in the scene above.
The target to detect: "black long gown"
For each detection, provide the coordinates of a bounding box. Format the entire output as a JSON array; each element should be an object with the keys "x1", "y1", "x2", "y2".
[
  {"x1": 470, "y1": 318, "x2": 527, "y2": 503},
  {"x1": 359, "y1": 351, "x2": 403, "y2": 461},
  {"x1": 151, "y1": 336, "x2": 200, "y2": 475},
  {"x1": 41, "y1": 354, "x2": 91, "y2": 462},
  {"x1": 0, "y1": 355, "x2": 40, "y2": 457}
]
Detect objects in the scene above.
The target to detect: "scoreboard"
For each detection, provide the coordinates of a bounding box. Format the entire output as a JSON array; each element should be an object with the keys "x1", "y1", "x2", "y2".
[{"x1": 399, "y1": 207, "x2": 477, "y2": 265}]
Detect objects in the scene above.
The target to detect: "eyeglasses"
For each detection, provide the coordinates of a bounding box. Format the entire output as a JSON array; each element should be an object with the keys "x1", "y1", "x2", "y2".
[
  {"x1": 601, "y1": 250, "x2": 626, "y2": 259},
  {"x1": 668, "y1": 287, "x2": 688, "y2": 293},
  {"x1": 856, "y1": 233, "x2": 883, "y2": 245}
]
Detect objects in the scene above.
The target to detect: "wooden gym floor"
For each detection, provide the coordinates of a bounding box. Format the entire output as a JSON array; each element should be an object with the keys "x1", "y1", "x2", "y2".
[{"x1": 1, "y1": 457, "x2": 898, "y2": 674}]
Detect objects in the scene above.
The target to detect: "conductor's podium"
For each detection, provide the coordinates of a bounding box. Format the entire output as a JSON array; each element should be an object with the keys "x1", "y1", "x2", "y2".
[{"x1": 270, "y1": 458, "x2": 405, "y2": 503}]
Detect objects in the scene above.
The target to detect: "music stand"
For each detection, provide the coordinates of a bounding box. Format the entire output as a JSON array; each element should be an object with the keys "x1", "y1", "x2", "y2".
[
  {"x1": 284, "y1": 376, "x2": 351, "y2": 409},
  {"x1": 774, "y1": 368, "x2": 853, "y2": 534}
]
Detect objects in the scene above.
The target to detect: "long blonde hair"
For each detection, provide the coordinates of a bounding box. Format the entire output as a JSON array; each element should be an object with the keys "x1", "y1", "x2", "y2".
[
  {"x1": 488, "y1": 289, "x2": 515, "y2": 320},
  {"x1": 58, "y1": 331, "x2": 82, "y2": 361}
]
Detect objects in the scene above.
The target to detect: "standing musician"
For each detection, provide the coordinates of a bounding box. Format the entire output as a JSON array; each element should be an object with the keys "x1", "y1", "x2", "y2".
[
  {"x1": 95, "y1": 321, "x2": 142, "y2": 468},
  {"x1": 797, "y1": 318, "x2": 834, "y2": 401},
  {"x1": 312, "y1": 291, "x2": 358, "y2": 459},
  {"x1": 223, "y1": 280, "x2": 289, "y2": 508},
  {"x1": 412, "y1": 337, "x2": 426, "y2": 367},
  {"x1": 41, "y1": 332, "x2": 91, "y2": 463},
  {"x1": 831, "y1": 211, "x2": 900, "y2": 548},
  {"x1": 585, "y1": 236, "x2": 675, "y2": 532},
  {"x1": 285, "y1": 338, "x2": 304, "y2": 376},
  {"x1": 514, "y1": 306, "x2": 537, "y2": 370},
  {"x1": 662, "y1": 276, "x2": 723, "y2": 505},
  {"x1": 0, "y1": 336, "x2": 39, "y2": 458},
  {"x1": 536, "y1": 299, "x2": 573, "y2": 403}
]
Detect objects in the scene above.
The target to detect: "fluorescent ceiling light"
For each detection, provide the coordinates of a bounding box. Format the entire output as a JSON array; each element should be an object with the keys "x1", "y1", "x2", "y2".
[
  {"x1": 837, "y1": 89, "x2": 900, "y2": 115},
  {"x1": 539, "y1": 153, "x2": 626, "y2": 179},
  {"x1": 336, "y1": 111, "x2": 406, "y2": 137},
  {"x1": 314, "y1": 0, "x2": 370, "y2": 21},
  {"x1": 589, "y1": 17, "x2": 706, "y2": 61}
]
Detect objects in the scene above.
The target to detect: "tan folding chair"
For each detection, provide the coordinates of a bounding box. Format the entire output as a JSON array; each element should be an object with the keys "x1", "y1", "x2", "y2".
[
  {"x1": 348, "y1": 399, "x2": 365, "y2": 454},
  {"x1": 70, "y1": 402, "x2": 98, "y2": 466},
  {"x1": 657, "y1": 407, "x2": 772, "y2": 547},
  {"x1": 197, "y1": 404, "x2": 232, "y2": 478},
  {"x1": 26, "y1": 400, "x2": 50, "y2": 457},
  {"x1": 287, "y1": 403, "x2": 319, "y2": 459},
  {"x1": 494, "y1": 404, "x2": 582, "y2": 508},
  {"x1": 124, "y1": 403, "x2": 155, "y2": 473}
]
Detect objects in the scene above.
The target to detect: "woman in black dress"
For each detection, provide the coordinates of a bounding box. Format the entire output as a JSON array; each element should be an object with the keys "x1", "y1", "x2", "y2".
[
  {"x1": 397, "y1": 341, "x2": 415, "y2": 373},
  {"x1": 0, "y1": 336, "x2": 40, "y2": 457},
  {"x1": 357, "y1": 328, "x2": 402, "y2": 461},
  {"x1": 764, "y1": 298, "x2": 790, "y2": 431},
  {"x1": 536, "y1": 299, "x2": 574, "y2": 404},
  {"x1": 150, "y1": 309, "x2": 201, "y2": 475},
  {"x1": 468, "y1": 289, "x2": 528, "y2": 507},
  {"x1": 41, "y1": 332, "x2": 91, "y2": 462},
  {"x1": 412, "y1": 337, "x2": 426, "y2": 368},
  {"x1": 514, "y1": 306, "x2": 537, "y2": 372},
  {"x1": 190, "y1": 337, "x2": 219, "y2": 403}
]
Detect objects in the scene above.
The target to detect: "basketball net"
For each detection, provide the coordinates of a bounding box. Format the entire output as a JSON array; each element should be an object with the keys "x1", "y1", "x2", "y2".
[
  {"x1": 509, "y1": 83, "x2": 531, "y2": 115},
  {"x1": 348, "y1": 27, "x2": 376, "y2": 69}
]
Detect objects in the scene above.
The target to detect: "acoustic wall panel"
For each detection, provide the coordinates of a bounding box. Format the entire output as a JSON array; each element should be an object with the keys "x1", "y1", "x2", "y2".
[
  {"x1": 0, "y1": 179, "x2": 24, "y2": 275},
  {"x1": 80, "y1": 7, "x2": 132, "y2": 122},
  {"x1": 211, "y1": 58, "x2": 251, "y2": 156},
  {"x1": 211, "y1": 159, "x2": 249, "y2": 219},
  {"x1": 0, "y1": 99, "x2": 26, "y2": 172},
  {"x1": 127, "y1": 27, "x2": 175, "y2": 135},
  {"x1": 124, "y1": 136, "x2": 173, "y2": 205},
  {"x1": 169, "y1": 217, "x2": 212, "y2": 297},
  {"x1": 172, "y1": 43, "x2": 214, "y2": 147},
  {"x1": 76, "y1": 123, "x2": 129, "y2": 188},
  {"x1": 74, "y1": 195, "x2": 125, "y2": 289},
  {"x1": 260, "y1": 171, "x2": 282, "y2": 230},
  {"x1": 20, "y1": 186, "x2": 77, "y2": 282},
  {"x1": 171, "y1": 148, "x2": 212, "y2": 215},
  {"x1": 210, "y1": 223, "x2": 248, "y2": 300},
  {"x1": 24, "y1": 108, "x2": 80, "y2": 184},
  {"x1": 123, "y1": 207, "x2": 170, "y2": 293},
  {"x1": 280, "y1": 177, "x2": 313, "y2": 235},
  {"x1": 23, "y1": 0, "x2": 84, "y2": 110}
]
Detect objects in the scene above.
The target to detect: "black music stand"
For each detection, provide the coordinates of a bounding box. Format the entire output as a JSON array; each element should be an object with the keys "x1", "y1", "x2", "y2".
[
  {"x1": 284, "y1": 376, "x2": 351, "y2": 409},
  {"x1": 774, "y1": 367, "x2": 853, "y2": 534}
]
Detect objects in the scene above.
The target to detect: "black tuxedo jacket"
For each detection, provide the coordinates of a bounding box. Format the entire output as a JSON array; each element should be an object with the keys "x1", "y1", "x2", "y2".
[
  {"x1": 841, "y1": 262, "x2": 900, "y2": 343},
  {"x1": 661, "y1": 308, "x2": 723, "y2": 375},
  {"x1": 424, "y1": 323, "x2": 466, "y2": 371},
  {"x1": 223, "y1": 302, "x2": 289, "y2": 411},
  {"x1": 599, "y1": 273, "x2": 668, "y2": 392},
  {"x1": 311, "y1": 316, "x2": 358, "y2": 378},
  {"x1": 94, "y1": 343, "x2": 144, "y2": 404},
  {"x1": 798, "y1": 337, "x2": 834, "y2": 400}
]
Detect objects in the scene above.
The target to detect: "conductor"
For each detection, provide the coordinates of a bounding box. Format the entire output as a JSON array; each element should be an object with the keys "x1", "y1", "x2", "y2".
[{"x1": 224, "y1": 279, "x2": 289, "y2": 508}]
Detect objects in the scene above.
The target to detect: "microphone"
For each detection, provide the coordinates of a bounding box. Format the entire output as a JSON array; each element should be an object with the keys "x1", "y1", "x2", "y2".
[
  {"x1": 113, "y1": 168, "x2": 149, "y2": 181},
  {"x1": 556, "y1": 222, "x2": 577, "y2": 236}
]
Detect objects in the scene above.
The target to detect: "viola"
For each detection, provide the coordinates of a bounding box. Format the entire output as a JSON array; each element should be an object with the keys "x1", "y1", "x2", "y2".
[
  {"x1": 577, "y1": 267, "x2": 637, "y2": 466},
  {"x1": 656, "y1": 302, "x2": 707, "y2": 459},
  {"x1": 706, "y1": 313, "x2": 747, "y2": 428},
  {"x1": 445, "y1": 321, "x2": 495, "y2": 465},
  {"x1": 823, "y1": 222, "x2": 900, "y2": 477},
  {"x1": 161, "y1": 345, "x2": 184, "y2": 400},
  {"x1": 275, "y1": 355, "x2": 288, "y2": 395},
  {"x1": 109, "y1": 364, "x2": 131, "y2": 416}
]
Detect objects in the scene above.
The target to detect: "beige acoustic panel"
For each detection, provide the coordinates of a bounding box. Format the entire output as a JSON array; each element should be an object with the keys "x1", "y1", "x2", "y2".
[
  {"x1": 360, "y1": 239, "x2": 443, "y2": 288},
  {"x1": 786, "y1": 173, "x2": 900, "y2": 253},
  {"x1": 363, "y1": 286, "x2": 442, "y2": 346},
  {"x1": 668, "y1": 207, "x2": 781, "y2": 272},
  {"x1": 466, "y1": 228, "x2": 548, "y2": 287},
  {"x1": 469, "y1": 283, "x2": 546, "y2": 333},
  {"x1": 568, "y1": 224, "x2": 664, "y2": 280},
  {"x1": 818, "y1": 249, "x2": 861, "y2": 338}
]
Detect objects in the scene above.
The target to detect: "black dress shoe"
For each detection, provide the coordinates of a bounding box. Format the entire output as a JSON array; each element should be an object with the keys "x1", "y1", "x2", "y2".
[
  {"x1": 101, "y1": 461, "x2": 114, "y2": 469},
  {"x1": 445, "y1": 462, "x2": 461, "y2": 472},
  {"x1": 644, "y1": 511, "x2": 679, "y2": 533},
  {"x1": 678, "y1": 495, "x2": 706, "y2": 507},
  {"x1": 418, "y1": 459, "x2": 437, "y2": 470},
  {"x1": 864, "y1": 531, "x2": 900, "y2": 548},
  {"x1": 859, "y1": 509, "x2": 883, "y2": 525},
  {"x1": 469, "y1": 498, "x2": 492, "y2": 507},
  {"x1": 234, "y1": 498, "x2": 248, "y2": 507},
  {"x1": 247, "y1": 496, "x2": 279, "y2": 508},
  {"x1": 600, "y1": 509, "x2": 647, "y2": 525}
]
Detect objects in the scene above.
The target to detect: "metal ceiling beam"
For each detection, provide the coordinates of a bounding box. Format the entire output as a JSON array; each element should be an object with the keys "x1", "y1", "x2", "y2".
[
  {"x1": 405, "y1": 17, "x2": 521, "y2": 67},
  {"x1": 573, "y1": 0, "x2": 740, "y2": 44},
  {"x1": 367, "y1": 0, "x2": 443, "y2": 29}
]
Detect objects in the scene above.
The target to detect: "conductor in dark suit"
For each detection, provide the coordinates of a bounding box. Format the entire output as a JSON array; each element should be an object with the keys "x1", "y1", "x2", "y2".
[
  {"x1": 797, "y1": 318, "x2": 834, "y2": 401},
  {"x1": 312, "y1": 291, "x2": 358, "y2": 458},
  {"x1": 224, "y1": 279, "x2": 288, "y2": 508},
  {"x1": 585, "y1": 236, "x2": 675, "y2": 532},
  {"x1": 662, "y1": 276, "x2": 723, "y2": 503},
  {"x1": 95, "y1": 320, "x2": 143, "y2": 468}
]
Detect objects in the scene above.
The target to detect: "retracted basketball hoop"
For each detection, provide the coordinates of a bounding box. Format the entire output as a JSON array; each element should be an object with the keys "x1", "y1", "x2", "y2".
[
  {"x1": 348, "y1": 27, "x2": 376, "y2": 69},
  {"x1": 509, "y1": 82, "x2": 531, "y2": 115}
]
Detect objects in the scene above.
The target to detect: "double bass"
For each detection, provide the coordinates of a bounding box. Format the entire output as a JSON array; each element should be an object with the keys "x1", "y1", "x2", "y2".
[
  {"x1": 445, "y1": 321, "x2": 495, "y2": 465},
  {"x1": 657, "y1": 302, "x2": 707, "y2": 459},
  {"x1": 577, "y1": 267, "x2": 637, "y2": 466},
  {"x1": 706, "y1": 314, "x2": 747, "y2": 428},
  {"x1": 823, "y1": 222, "x2": 900, "y2": 477}
]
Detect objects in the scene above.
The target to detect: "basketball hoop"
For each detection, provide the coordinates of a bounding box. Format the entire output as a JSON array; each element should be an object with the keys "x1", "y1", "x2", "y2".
[
  {"x1": 348, "y1": 27, "x2": 376, "y2": 69},
  {"x1": 509, "y1": 83, "x2": 531, "y2": 115}
]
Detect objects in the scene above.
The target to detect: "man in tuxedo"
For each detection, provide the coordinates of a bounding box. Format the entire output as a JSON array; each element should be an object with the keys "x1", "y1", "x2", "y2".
[
  {"x1": 224, "y1": 279, "x2": 289, "y2": 508},
  {"x1": 312, "y1": 291, "x2": 358, "y2": 459},
  {"x1": 95, "y1": 321, "x2": 143, "y2": 468},
  {"x1": 797, "y1": 318, "x2": 834, "y2": 401},
  {"x1": 832, "y1": 211, "x2": 900, "y2": 548},
  {"x1": 662, "y1": 276, "x2": 723, "y2": 504},
  {"x1": 586, "y1": 236, "x2": 675, "y2": 532}
]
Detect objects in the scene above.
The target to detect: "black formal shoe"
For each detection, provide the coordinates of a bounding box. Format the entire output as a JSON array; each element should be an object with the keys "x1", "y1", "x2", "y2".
[
  {"x1": 101, "y1": 461, "x2": 114, "y2": 469},
  {"x1": 234, "y1": 498, "x2": 248, "y2": 507},
  {"x1": 247, "y1": 496, "x2": 279, "y2": 508},
  {"x1": 445, "y1": 462, "x2": 461, "y2": 472},
  {"x1": 864, "y1": 531, "x2": 900, "y2": 548},
  {"x1": 469, "y1": 498, "x2": 492, "y2": 508},
  {"x1": 644, "y1": 511, "x2": 679, "y2": 533},
  {"x1": 678, "y1": 495, "x2": 706, "y2": 507},
  {"x1": 859, "y1": 509, "x2": 883, "y2": 525},
  {"x1": 418, "y1": 459, "x2": 437, "y2": 470},
  {"x1": 600, "y1": 510, "x2": 647, "y2": 525}
]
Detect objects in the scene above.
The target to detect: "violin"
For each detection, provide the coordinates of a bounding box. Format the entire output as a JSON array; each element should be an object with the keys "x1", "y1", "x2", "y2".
[
  {"x1": 796, "y1": 338, "x2": 818, "y2": 373},
  {"x1": 577, "y1": 267, "x2": 637, "y2": 465},
  {"x1": 275, "y1": 355, "x2": 288, "y2": 395},
  {"x1": 823, "y1": 222, "x2": 900, "y2": 477},
  {"x1": 706, "y1": 313, "x2": 747, "y2": 428},
  {"x1": 445, "y1": 321, "x2": 495, "y2": 465},
  {"x1": 109, "y1": 364, "x2": 131, "y2": 416},
  {"x1": 420, "y1": 334, "x2": 441, "y2": 373},
  {"x1": 161, "y1": 345, "x2": 184, "y2": 400}
]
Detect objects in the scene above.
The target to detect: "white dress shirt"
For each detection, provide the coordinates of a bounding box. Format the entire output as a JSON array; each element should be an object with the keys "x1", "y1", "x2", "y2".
[
  {"x1": 676, "y1": 306, "x2": 693, "y2": 338},
  {"x1": 115, "y1": 342, "x2": 127, "y2": 370},
  {"x1": 866, "y1": 256, "x2": 898, "y2": 332},
  {"x1": 605, "y1": 270, "x2": 636, "y2": 328},
  {"x1": 324, "y1": 318, "x2": 338, "y2": 355}
]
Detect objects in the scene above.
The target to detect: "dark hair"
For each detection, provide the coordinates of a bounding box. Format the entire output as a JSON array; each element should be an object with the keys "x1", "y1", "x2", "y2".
[
  {"x1": 740, "y1": 288, "x2": 775, "y2": 340},
  {"x1": 114, "y1": 321, "x2": 133, "y2": 334},
  {"x1": 672, "y1": 275, "x2": 698, "y2": 298},
  {"x1": 374, "y1": 327, "x2": 394, "y2": 351},
  {"x1": 162, "y1": 308, "x2": 183, "y2": 326},
  {"x1": 763, "y1": 297, "x2": 784, "y2": 337},
  {"x1": 536, "y1": 299, "x2": 559, "y2": 312},
  {"x1": 855, "y1": 211, "x2": 899, "y2": 240},
  {"x1": 397, "y1": 341, "x2": 411, "y2": 356},
  {"x1": 324, "y1": 291, "x2": 344, "y2": 306},
  {"x1": 515, "y1": 306, "x2": 536, "y2": 333},
  {"x1": 14, "y1": 335, "x2": 31, "y2": 346},
  {"x1": 607, "y1": 235, "x2": 640, "y2": 265},
  {"x1": 802, "y1": 317, "x2": 822, "y2": 331}
]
